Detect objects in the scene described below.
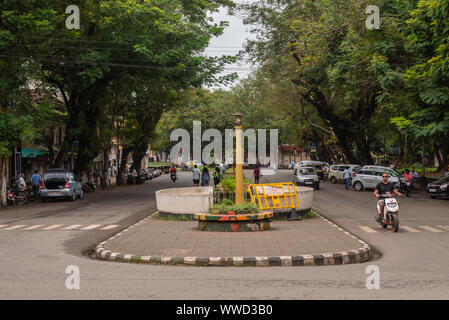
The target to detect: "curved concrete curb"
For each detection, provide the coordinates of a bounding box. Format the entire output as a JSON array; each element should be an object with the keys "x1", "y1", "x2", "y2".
[{"x1": 92, "y1": 211, "x2": 372, "y2": 267}]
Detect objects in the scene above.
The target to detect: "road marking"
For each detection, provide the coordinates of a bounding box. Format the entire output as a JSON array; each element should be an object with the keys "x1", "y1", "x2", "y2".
[
  {"x1": 101, "y1": 225, "x2": 119, "y2": 230},
  {"x1": 418, "y1": 226, "x2": 442, "y2": 233},
  {"x1": 63, "y1": 224, "x2": 82, "y2": 230},
  {"x1": 81, "y1": 224, "x2": 101, "y2": 230},
  {"x1": 23, "y1": 225, "x2": 45, "y2": 230},
  {"x1": 42, "y1": 224, "x2": 63, "y2": 230},
  {"x1": 401, "y1": 226, "x2": 420, "y2": 233},
  {"x1": 359, "y1": 226, "x2": 377, "y2": 233},
  {"x1": 437, "y1": 225, "x2": 449, "y2": 231},
  {"x1": 3, "y1": 225, "x2": 27, "y2": 230},
  {"x1": 0, "y1": 225, "x2": 9, "y2": 229}
]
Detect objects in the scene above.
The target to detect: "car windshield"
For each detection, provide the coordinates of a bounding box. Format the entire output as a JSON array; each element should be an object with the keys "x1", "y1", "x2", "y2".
[
  {"x1": 299, "y1": 168, "x2": 315, "y2": 175},
  {"x1": 438, "y1": 172, "x2": 449, "y2": 182}
]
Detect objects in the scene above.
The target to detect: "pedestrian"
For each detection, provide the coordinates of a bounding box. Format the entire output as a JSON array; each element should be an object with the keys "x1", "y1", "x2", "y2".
[
  {"x1": 192, "y1": 165, "x2": 201, "y2": 187},
  {"x1": 132, "y1": 167, "x2": 137, "y2": 185},
  {"x1": 31, "y1": 170, "x2": 42, "y2": 200},
  {"x1": 93, "y1": 168, "x2": 99, "y2": 185},
  {"x1": 254, "y1": 164, "x2": 260, "y2": 184},
  {"x1": 18, "y1": 173, "x2": 27, "y2": 190},
  {"x1": 213, "y1": 165, "x2": 222, "y2": 187},
  {"x1": 201, "y1": 167, "x2": 210, "y2": 186},
  {"x1": 343, "y1": 166, "x2": 351, "y2": 190}
]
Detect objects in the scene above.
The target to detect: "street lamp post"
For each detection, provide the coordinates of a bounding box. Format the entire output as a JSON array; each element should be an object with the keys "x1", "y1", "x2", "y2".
[{"x1": 233, "y1": 112, "x2": 244, "y2": 205}]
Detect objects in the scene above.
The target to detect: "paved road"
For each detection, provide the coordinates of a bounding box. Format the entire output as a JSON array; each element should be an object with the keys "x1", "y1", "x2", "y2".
[{"x1": 0, "y1": 170, "x2": 448, "y2": 299}]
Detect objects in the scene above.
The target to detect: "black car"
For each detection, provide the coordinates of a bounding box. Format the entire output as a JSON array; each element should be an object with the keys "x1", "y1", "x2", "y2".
[{"x1": 427, "y1": 172, "x2": 449, "y2": 199}]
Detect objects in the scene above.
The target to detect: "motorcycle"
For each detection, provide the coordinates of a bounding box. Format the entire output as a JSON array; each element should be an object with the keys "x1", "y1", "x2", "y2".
[
  {"x1": 399, "y1": 177, "x2": 415, "y2": 197},
  {"x1": 170, "y1": 173, "x2": 177, "y2": 182},
  {"x1": 82, "y1": 181, "x2": 96, "y2": 193},
  {"x1": 7, "y1": 182, "x2": 28, "y2": 205},
  {"x1": 376, "y1": 192, "x2": 400, "y2": 232}
]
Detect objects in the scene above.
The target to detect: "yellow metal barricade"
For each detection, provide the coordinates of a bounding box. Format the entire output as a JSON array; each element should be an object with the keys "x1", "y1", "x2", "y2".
[{"x1": 248, "y1": 182, "x2": 299, "y2": 210}]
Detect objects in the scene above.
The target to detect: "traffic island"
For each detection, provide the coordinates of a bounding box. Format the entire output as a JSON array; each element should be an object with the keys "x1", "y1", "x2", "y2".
[{"x1": 92, "y1": 210, "x2": 373, "y2": 267}]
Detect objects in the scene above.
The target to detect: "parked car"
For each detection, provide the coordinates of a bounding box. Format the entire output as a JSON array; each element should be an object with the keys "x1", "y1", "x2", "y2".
[
  {"x1": 297, "y1": 161, "x2": 325, "y2": 181},
  {"x1": 40, "y1": 168, "x2": 83, "y2": 202},
  {"x1": 427, "y1": 172, "x2": 449, "y2": 199},
  {"x1": 352, "y1": 169, "x2": 399, "y2": 191},
  {"x1": 361, "y1": 165, "x2": 400, "y2": 178},
  {"x1": 293, "y1": 166, "x2": 320, "y2": 190},
  {"x1": 328, "y1": 164, "x2": 361, "y2": 184},
  {"x1": 142, "y1": 169, "x2": 153, "y2": 180}
]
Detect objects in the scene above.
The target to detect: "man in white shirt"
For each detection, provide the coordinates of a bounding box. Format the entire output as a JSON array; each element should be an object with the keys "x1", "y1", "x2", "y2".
[
  {"x1": 343, "y1": 167, "x2": 351, "y2": 190},
  {"x1": 192, "y1": 165, "x2": 201, "y2": 187},
  {"x1": 18, "y1": 173, "x2": 27, "y2": 190}
]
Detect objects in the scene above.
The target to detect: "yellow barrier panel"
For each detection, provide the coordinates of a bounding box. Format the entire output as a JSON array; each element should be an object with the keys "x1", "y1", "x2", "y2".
[{"x1": 248, "y1": 183, "x2": 299, "y2": 210}]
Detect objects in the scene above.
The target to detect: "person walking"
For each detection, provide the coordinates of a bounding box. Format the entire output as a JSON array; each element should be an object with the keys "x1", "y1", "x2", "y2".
[
  {"x1": 192, "y1": 165, "x2": 201, "y2": 187},
  {"x1": 31, "y1": 170, "x2": 42, "y2": 200},
  {"x1": 343, "y1": 166, "x2": 351, "y2": 190},
  {"x1": 131, "y1": 167, "x2": 137, "y2": 185},
  {"x1": 254, "y1": 164, "x2": 260, "y2": 184},
  {"x1": 213, "y1": 165, "x2": 222, "y2": 188},
  {"x1": 201, "y1": 167, "x2": 210, "y2": 187}
]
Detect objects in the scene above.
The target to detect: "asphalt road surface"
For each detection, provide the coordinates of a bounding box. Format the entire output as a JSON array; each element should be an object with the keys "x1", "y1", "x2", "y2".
[{"x1": 0, "y1": 170, "x2": 448, "y2": 299}]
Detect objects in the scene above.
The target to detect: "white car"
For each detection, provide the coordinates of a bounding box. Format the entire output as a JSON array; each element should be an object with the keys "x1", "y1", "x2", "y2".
[
  {"x1": 328, "y1": 164, "x2": 361, "y2": 184},
  {"x1": 352, "y1": 169, "x2": 399, "y2": 191}
]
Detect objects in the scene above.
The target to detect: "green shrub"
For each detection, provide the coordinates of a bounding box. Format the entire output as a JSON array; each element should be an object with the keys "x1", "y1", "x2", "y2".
[{"x1": 209, "y1": 201, "x2": 259, "y2": 214}]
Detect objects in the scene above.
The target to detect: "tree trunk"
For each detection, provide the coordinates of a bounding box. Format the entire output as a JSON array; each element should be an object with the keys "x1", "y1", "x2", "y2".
[
  {"x1": 117, "y1": 147, "x2": 130, "y2": 186},
  {"x1": 100, "y1": 148, "x2": 110, "y2": 189},
  {"x1": 0, "y1": 156, "x2": 8, "y2": 207}
]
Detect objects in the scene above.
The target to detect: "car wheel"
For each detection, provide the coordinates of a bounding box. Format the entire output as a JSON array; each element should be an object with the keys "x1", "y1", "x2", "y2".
[
  {"x1": 330, "y1": 176, "x2": 337, "y2": 184},
  {"x1": 40, "y1": 197, "x2": 46, "y2": 203},
  {"x1": 315, "y1": 184, "x2": 320, "y2": 190},
  {"x1": 430, "y1": 195, "x2": 437, "y2": 199},
  {"x1": 353, "y1": 181, "x2": 364, "y2": 191}
]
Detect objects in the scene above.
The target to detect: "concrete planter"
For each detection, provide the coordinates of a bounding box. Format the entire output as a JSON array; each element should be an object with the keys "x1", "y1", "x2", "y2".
[
  {"x1": 194, "y1": 211, "x2": 273, "y2": 232},
  {"x1": 156, "y1": 187, "x2": 213, "y2": 216}
]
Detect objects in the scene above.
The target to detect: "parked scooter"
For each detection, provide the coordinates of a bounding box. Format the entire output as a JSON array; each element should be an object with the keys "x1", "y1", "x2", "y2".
[
  {"x1": 375, "y1": 192, "x2": 400, "y2": 232},
  {"x1": 7, "y1": 182, "x2": 28, "y2": 205},
  {"x1": 398, "y1": 177, "x2": 415, "y2": 197},
  {"x1": 82, "y1": 181, "x2": 96, "y2": 193}
]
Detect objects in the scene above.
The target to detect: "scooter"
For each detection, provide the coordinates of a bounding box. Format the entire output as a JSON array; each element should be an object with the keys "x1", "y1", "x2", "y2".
[
  {"x1": 376, "y1": 192, "x2": 400, "y2": 232},
  {"x1": 7, "y1": 182, "x2": 28, "y2": 205},
  {"x1": 399, "y1": 177, "x2": 414, "y2": 197},
  {"x1": 170, "y1": 173, "x2": 177, "y2": 182}
]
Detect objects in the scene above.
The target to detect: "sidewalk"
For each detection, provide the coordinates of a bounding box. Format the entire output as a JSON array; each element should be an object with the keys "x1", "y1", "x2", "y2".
[{"x1": 93, "y1": 212, "x2": 372, "y2": 267}]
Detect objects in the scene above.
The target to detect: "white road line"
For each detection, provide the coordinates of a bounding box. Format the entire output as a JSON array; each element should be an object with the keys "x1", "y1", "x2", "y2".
[
  {"x1": 23, "y1": 225, "x2": 45, "y2": 230},
  {"x1": 3, "y1": 225, "x2": 27, "y2": 230},
  {"x1": 418, "y1": 226, "x2": 443, "y2": 233},
  {"x1": 62, "y1": 224, "x2": 82, "y2": 230},
  {"x1": 401, "y1": 226, "x2": 420, "y2": 233},
  {"x1": 0, "y1": 225, "x2": 9, "y2": 229},
  {"x1": 42, "y1": 224, "x2": 63, "y2": 230},
  {"x1": 437, "y1": 225, "x2": 449, "y2": 231},
  {"x1": 81, "y1": 224, "x2": 101, "y2": 230},
  {"x1": 359, "y1": 226, "x2": 377, "y2": 233},
  {"x1": 101, "y1": 225, "x2": 119, "y2": 230}
]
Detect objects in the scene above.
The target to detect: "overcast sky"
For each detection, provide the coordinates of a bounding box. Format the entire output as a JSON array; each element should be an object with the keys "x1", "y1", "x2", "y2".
[{"x1": 205, "y1": 2, "x2": 258, "y2": 90}]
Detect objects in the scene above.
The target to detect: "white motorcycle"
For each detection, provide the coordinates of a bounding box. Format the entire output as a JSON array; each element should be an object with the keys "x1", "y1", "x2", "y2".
[{"x1": 376, "y1": 192, "x2": 400, "y2": 232}]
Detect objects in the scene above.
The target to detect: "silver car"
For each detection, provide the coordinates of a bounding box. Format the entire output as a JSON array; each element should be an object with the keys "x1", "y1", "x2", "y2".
[
  {"x1": 293, "y1": 166, "x2": 320, "y2": 189},
  {"x1": 40, "y1": 169, "x2": 83, "y2": 202},
  {"x1": 352, "y1": 169, "x2": 399, "y2": 191}
]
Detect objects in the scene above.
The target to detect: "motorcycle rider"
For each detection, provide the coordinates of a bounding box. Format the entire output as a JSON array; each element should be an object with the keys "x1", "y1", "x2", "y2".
[
  {"x1": 411, "y1": 167, "x2": 418, "y2": 184},
  {"x1": 374, "y1": 173, "x2": 401, "y2": 225},
  {"x1": 170, "y1": 165, "x2": 177, "y2": 182}
]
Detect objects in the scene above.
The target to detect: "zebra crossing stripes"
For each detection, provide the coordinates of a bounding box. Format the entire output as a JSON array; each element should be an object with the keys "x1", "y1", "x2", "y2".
[
  {"x1": 42, "y1": 224, "x2": 63, "y2": 230},
  {"x1": 81, "y1": 224, "x2": 101, "y2": 230},
  {"x1": 401, "y1": 226, "x2": 420, "y2": 233},
  {"x1": 418, "y1": 226, "x2": 442, "y2": 233},
  {"x1": 63, "y1": 224, "x2": 82, "y2": 230},
  {"x1": 358, "y1": 225, "x2": 448, "y2": 233},
  {"x1": 100, "y1": 225, "x2": 119, "y2": 230},
  {"x1": 3, "y1": 225, "x2": 26, "y2": 230},
  {"x1": 0, "y1": 224, "x2": 120, "y2": 232},
  {"x1": 359, "y1": 226, "x2": 377, "y2": 233},
  {"x1": 23, "y1": 225, "x2": 45, "y2": 230}
]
